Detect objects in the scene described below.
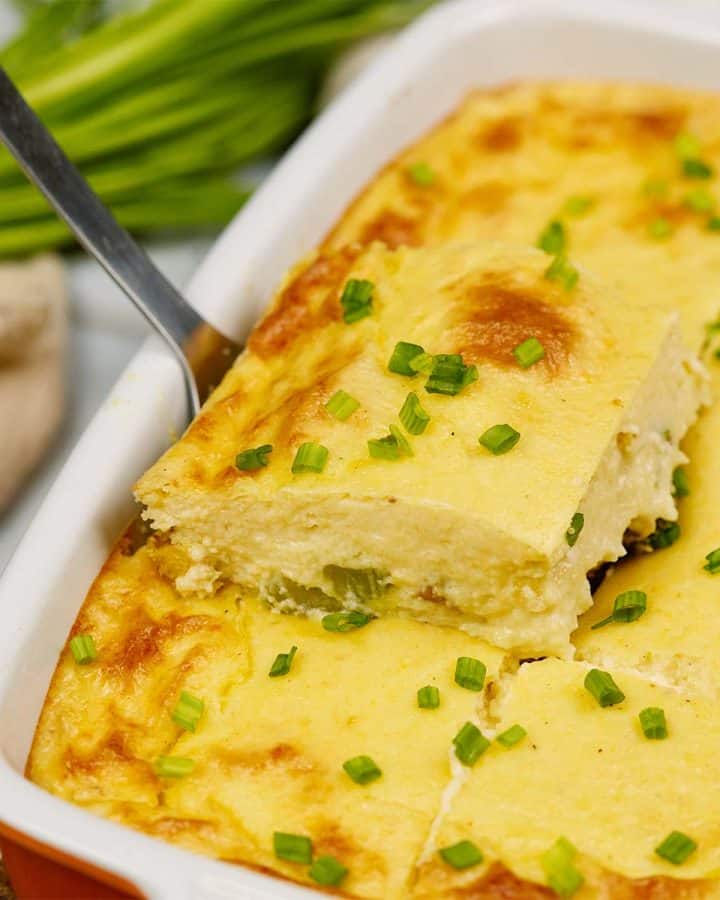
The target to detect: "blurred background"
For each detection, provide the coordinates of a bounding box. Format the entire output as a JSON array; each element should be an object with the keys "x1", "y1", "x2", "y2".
[{"x1": 0, "y1": 0, "x2": 431, "y2": 575}]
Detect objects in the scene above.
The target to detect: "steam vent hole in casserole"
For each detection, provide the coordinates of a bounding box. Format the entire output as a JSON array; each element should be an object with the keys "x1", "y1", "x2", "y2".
[{"x1": 135, "y1": 241, "x2": 707, "y2": 658}]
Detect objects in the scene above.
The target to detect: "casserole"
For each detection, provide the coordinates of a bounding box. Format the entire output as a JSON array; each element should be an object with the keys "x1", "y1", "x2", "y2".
[{"x1": 3, "y1": 1, "x2": 720, "y2": 898}]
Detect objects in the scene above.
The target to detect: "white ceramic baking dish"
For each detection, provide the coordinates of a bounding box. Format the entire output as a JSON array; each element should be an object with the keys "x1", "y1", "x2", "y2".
[{"x1": 2, "y1": 1, "x2": 720, "y2": 897}]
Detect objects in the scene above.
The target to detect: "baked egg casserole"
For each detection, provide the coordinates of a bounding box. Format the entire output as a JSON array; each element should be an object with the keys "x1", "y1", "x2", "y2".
[{"x1": 29, "y1": 81, "x2": 720, "y2": 898}]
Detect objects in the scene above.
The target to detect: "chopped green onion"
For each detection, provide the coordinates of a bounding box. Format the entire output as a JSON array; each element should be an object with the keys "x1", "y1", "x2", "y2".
[
  {"x1": 591, "y1": 590, "x2": 647, "y2": 630},
  {"x1": 655, "y1": 831, "x2": 697, "y2": 865},
  {"x1": 682, "y1": 158, "x2": 713, "y2": 179},
  {"x1": 69, "y1": 634, "x2": 97, "y2": 665},
  {"x1": 408, "y1": 351, "x2": 435, "y2": 374},
  {"x1": 454, "y1": 656, "x2": 486, "y2": 692},
  {"x1": 388, "y1": 341, "x2": 425, "y2": 376},
  {"x1": 343, "y1": 755, "x2": 382, "y2": 785},
  {"x1": 325, "y1": 390, "x2": 360, "y2": 422},
  {"x1": 407, "y1": 162, "x2": 436, "y2": 186},
  {"x1": 537, "y1": 220, "x2": 566, "y2": 254},
  {"x1": 323, "y1": 565, "x2": 389, "y2": 604},
  {"x1": 438, "y1": 840, "x2": 484, "y2": 869},
  {"x1": 425, "y1": 354, "x2": 478, "y2": 396},
  {"x1": 399, "y1": 392, "x2": 430, "y2": 435},
  {"x1": 703, "y1": 548, "x2": 720, "y2": 574},
  {"x1": 496, "y1": 724, "x2": 527, "y2": 748},
  {"x1": 584, "y1": 668, "x2": 625, "y2": 707},
  {"x1": 269, "y1": 645, "x2": 298, "y2": 678},
  {"x1": 479, "y1": 424, "x2": 520, "y2": 455},
  {"x1": 647, "y1": 217, "x2": 673, "y2": 240},
  {"x1": 639, "y1": 706, "x2": 668, "y2": 740},
  {"x1": 707, "y1": 216, "x2": 720, "y2": 232},
  {"x1": 236, "y1": 444, "x2": 273, "y2": 471},
  {"x1": 649, "y1": 520, "x2": 681, "y2": 550},
  {"x1": 171, "y1": 691, "x2": 204, "y2": 732},
  {"x1": 513, "y1": 336, "x2": 545, "y2": 368},
  {"x1": 389, "y1": 424, "x2": 413, "y2": 456},
  {"x1": 154, "y1": 756, "x2": 195, "y2": 778},
  {"x1": 453, "y1": 721, "x2": 490, "y2": 766},
  {"x1": 321, "y1": 611, "x2": 372, "y2": 633},
  {"x1": 309, "y1": 855, "x2": 348, "y2": 886},
  {"x1": 417, "y1": 685, "x2": 440, "y2": 709},
  {"x1": 565, "y1": 512, "x2": 584, "y2": 548},
  {"x1": 684, "y1": 188, "x2": 715, "y2": 212},
  {"x1": 541, "y1": 837, "x2": 584, "y2": 897},
  {"x1": 368, "y1": 427, "x2": 412, "y2": 460},
  {"x1": 340, "y1": 278, "x2": 374, "y2": 324},
  {"x1": 291, "y1": 442, "x2": 328, "y2": 474},
  {"x1": 564, "y1": 195, "x2": 593, "y2": 216},
  {"x1": 672, "y1": 466, "x2": 690, "y2": 498},
  {"x1": 674, "y1": 132, "x2": 701, "y2": 159},
  {"x1": 544, "y1": 254, "x2": 579, "y2": 290},
  {"x1": 273, "y1": 832, "x2": 313, "y2": 864}
]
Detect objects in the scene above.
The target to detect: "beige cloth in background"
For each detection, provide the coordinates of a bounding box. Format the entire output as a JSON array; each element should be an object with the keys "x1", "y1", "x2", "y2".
[{"x1": 0, "y1": 255, "x2": 66, "y2": 513}]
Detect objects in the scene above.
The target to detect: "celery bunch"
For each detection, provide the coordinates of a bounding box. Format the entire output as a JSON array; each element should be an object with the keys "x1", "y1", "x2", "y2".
[{"x1": 0, "y1": 0, "x2": 430, "y2": 256}]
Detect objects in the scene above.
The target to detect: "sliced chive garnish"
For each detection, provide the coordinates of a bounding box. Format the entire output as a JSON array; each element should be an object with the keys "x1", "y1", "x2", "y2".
[
  {"x1": 343, "y1": 755, "x2": 382, "y2": 785},
  {"x1": 171, "y1": 691, "x2": 204, "y2": 732},
  {"x1": 496, "y1": 724, "x2": 527, "y2": 748},
  {"x1": 406, "y1": 161, "x2": 436, "y2": 186},
  {"x1": 682, "y1": 158, "x2": 713, "y2": 179},
  {"x1": 537, "y1": 220, "x2": 566, "y2": 255},
  {"x1": 409, "y1": 351, "x2": 435, "y2": 374},
  {"x1": 69, "y1": 634, "x2": 97, "y2": 665},
  {"x1": 564, "y1": 195, "x2": 593, "y2": 216},
  {"x1": 649, "y1": 520, "x2": 681, "y2": 550},
  {"x1": 639, "y1": 706, "x2": 668, "y2": 740},
  {"x1": 389, "y1": 424, "x2": 413, "y2": 456},
  {"x1": 309, "y1": 855, "x2": 348, "y2": 886},
  {"x1": 236, "y1": 444, "x2": 272, "y2": 471},
  {"x1": 438, "y1": 840, "x2": 484, "y2": 869},
  {"x1": 541, "y1": 837, "x2": 584, "y2": 897},
  {"x1": 340, "y1": 278, "x2": 374, "y2": 324},
  {"x1": 655, "y1": 831, "x2": 697, "y2": 865},
  {"x1": 647, "y1": 217, "x2": 673, "y2": 240},
  {"x1": 454, "y1": 656, "x2": 486, "y2": 692},
  {"x1": 513, "y1": 336, "x2": 545, "y2": 368},
  {"x1": 703, "y1": 548, "x2": 720, "y2": 574},
  {"x1": 425, "y1": 354, "x2": 478, "y2": 396},
  {"x1": 479, "y1": 424, "x2": 520, "y2": 455},
  {"x1": 672, "y1": 466, "x2": 690, "y2": 498},
  {"x1": 399, "y1": 392, "x2": 430, "y2": 435},
  {"x1": 674, "y1": 132, "x2": 701, "y2": 159},
  {"x1": 291, "y1": 442, "x2": 328, "y2": 474},
  {"x1": 321, "y1": 611, "x2": 372, "y2": 633},
  {"x1": 325, "y1": 390, "x2": 360, "y2": 421},
  {"x1": 453, "y1": 721, "x2": 490, "y2": 766},
  {"x1": 584, "y1": 668, "x2": 625, "y2": 707},
  {"x1": 707, "y1": 216, "x2": 720, "y2": 232},
  {"x1": 368, "y1": 427, "x2": 412, "y2": 461},
  {"x1": 154, "y1": 756, "x2": 195, "y2": 778},
  {"x1": 565, "y1": 512, "x2": 584, "y2": 548},
  {"x1": 273, "y1": 831, "x2": 313, "y2": 864},
  {"x1": 417, "y1": 685, "x2": 440, "y2": 709},
  {"x1": 684, "y1": 188, "x2": 714, "y2": 212},
  {"x1": 591, "y1": 590, "x2": 647, "y2": 630},
  {"x1": 544, "y1": 254, "x2": 579, "y2": 290},
  {"x1": 269, "y1": 645, "x2": 298, "y2": 677},
  {"x1": 388, "y1": 341, "x2": 425, "y2": 376}
]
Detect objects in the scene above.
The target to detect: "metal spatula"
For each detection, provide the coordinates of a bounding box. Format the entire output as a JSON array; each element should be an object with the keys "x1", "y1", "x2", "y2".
[{"x1": 0, "y1": 66, "x2": 241, "y2": 422}]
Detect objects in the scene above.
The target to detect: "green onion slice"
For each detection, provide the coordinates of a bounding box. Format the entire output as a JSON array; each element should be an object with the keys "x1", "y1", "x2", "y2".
[
  {"x1": 69, "y1": 634, "x2": 97, "y2": 665},
  {"x1": 325, "y1": 390, "x2": 360, "y2": 421},
  {"x1": 417, "y1": 685, "x2": 440, "y2": 709},
  {"x1": 639, "y1": 706, "x2": 668, "y2": 740},
  {"x1": 171, "y1": 691, "x2": 204, "y2": 732},
  {"x1": 591, "y1": 589, "x2": 647, "y2": 630},
  {"x1": 236, "y1": 444, "x2": 273, "y2": 471},
  {"x1": 291, "y1": 442, "x2": 328, "y2": 474},
  {"x1": 368, "y1": 427, "x2": 412, "y2": 460},
  {"x1": 399, "y1": 392, "x2": 430, "y2": 434},
  {"x1": 407, "y1": 162, "x2": 436, "y2": 186},
  {"x1": 340, "y1": 278, "x2": 374, "y2": 324},
  {"x1": 647, "y1": 217, "x2": 673, "y2": 240},
  {"x1": 343, "y1": 754, "x2": 382, "y2": 785},
  {"x1": 269, "y1": 645, "x2": 298, "y2": 677},
  {"x1": 425, "y1": 353, "x2": 478, "y2": 396},
  {"x1": 674, "y1": 132, "x2": 701, "y2": 159},
  {"x1": 682, "y1": 158, "x2": 714, "y2": 179},
  {"x1": 672, "y1": 466, "x2": 690, "y2": 498},
  {"x1": 584, "y1": 668, "x2": 625, "y2": 707},
  {"x1": 438, "y1": 840, "x2": 484, "y2": 869},
  {"x1": 479, "y1": 424, "x2": 520, "y2": 455},
  {"x1": 684, "y1": 188, "x2": 715, "y2": 212},
  {"x1": 453, "y1": 721, "x2": 490, "y2": 766},
  {"x1": 707, "y1": 216, "x2": 720, "y2": 232},
  {"x1": 655, "y1": 831, "x2": 697, "y2": 865},
  {"x1": 564, "y1": 195, "x2": 593, "y2": 216},
  {"x1": 273, "y1": 831, "x2": 313, "y2": 864},
  {"x1": 321, "y1": 611, "x2": 372, "y2": 633},
  {"x1": 454, "y1": 656, "x2": 487, "y2": 692},
  {"x1": 408, "y1": 351, "x2": 435, "y2": 374},
  {"x1": 154, "y1": 756, "x2": 195, "y2": 778},
  {"x1": 649, "y1": 520, "x2": 681, "y2": 550},
  {"x1": 537, "y1": 220, "x2": 566, "y2": 254},
  {"x1": 703, "y1": 548, "x2": 720, "y2": 574},
  {"x1": 545, "y1": 254, "x2": 579, "y2": 289},
  {"x1": 565, "y1": 512, "x2": 585, "y2": 547},
  {"x1": 541, "y1": 837, "x2": 584, "y2": 897},
  {"x1": 388, "y1": 341, "x2": 425, "y2": 376},
  {"x1": 513, "y1": 336, "x2": 545, "y2": 368},
  {"x1": 496, "y1": 724, "x2": 527, "y2": 748},
  {"x1": 309, "y1": 855, "x2": 348, "y2": 886}
]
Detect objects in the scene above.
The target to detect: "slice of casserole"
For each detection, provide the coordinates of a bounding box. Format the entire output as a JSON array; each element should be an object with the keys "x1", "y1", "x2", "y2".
[{"x1": 136, "y1": 241, "x2": 707, "y2": 657}]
